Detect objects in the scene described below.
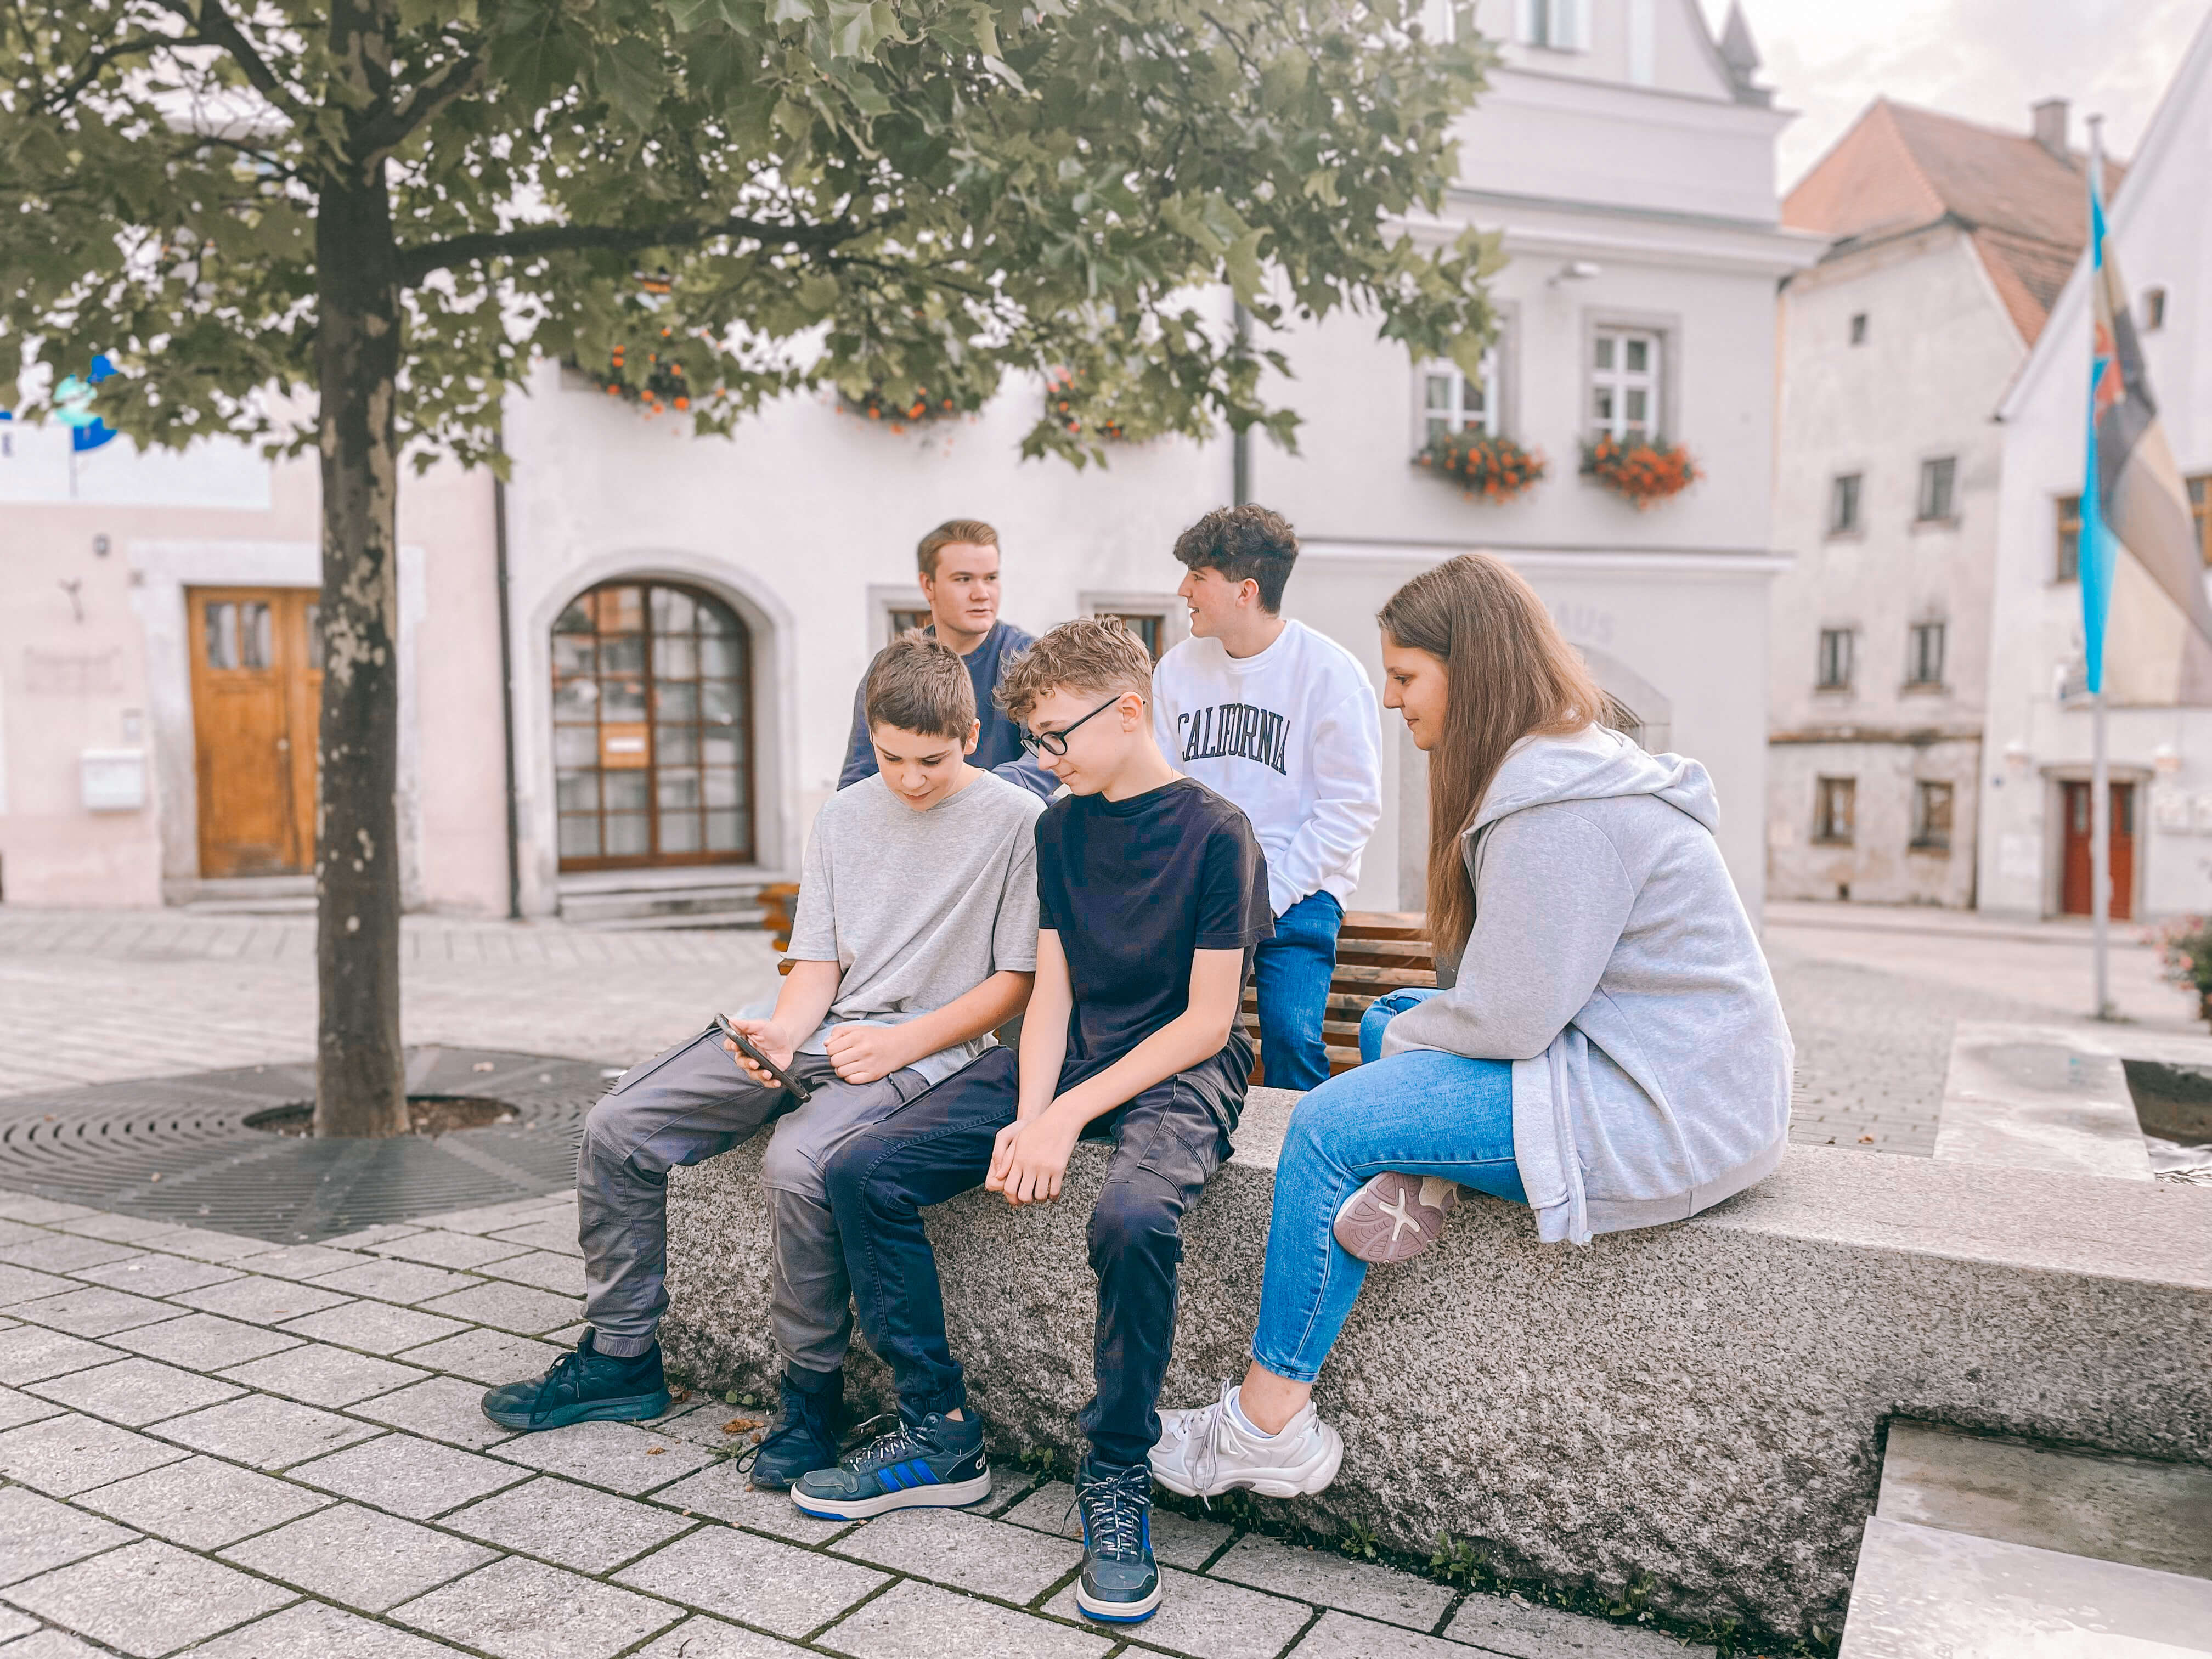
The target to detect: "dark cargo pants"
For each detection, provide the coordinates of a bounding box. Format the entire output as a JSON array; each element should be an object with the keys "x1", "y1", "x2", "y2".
[
  {"x1": 578, "y1": 1024, "x2": 933, "y2": 1368},
  {"x1": 823, "y1": 1036, "x2": 1249, "y2": 1469}
]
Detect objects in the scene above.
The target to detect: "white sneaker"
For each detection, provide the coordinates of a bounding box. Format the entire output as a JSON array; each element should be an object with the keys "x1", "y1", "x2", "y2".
[{"x1": 1150, "y1": 1382, "x2": 1344, "y2": 1499}]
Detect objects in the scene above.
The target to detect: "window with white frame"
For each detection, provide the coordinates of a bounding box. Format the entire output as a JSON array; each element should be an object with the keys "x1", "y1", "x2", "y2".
[
  {"x1": 1421, "y1": 346, "x2": 1500, "y2": 445},
  {"x1": 1590, "y1": 328, "x2": 1661, "y2": 442},
  {"x1": 1516, "y1": 0, "x2": 1589, "y2": 50}
]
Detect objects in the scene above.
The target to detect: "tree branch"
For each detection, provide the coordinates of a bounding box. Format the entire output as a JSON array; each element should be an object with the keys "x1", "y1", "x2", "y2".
[
  {"x1": 160, "y1": 0, "x2": 306, "y2": 123},
  {"x1": 396, "y1": 212, "x2": 882, "y2": 286},
  {"x1": 42, "y1": 32, "x2": 206, "y2": 113},
  {"x1": 353, "y1": 51, "x2": 484, "y2": 158}
]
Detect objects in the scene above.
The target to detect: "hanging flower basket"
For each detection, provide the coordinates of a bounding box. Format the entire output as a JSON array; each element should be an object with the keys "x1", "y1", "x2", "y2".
[
  {"x1": 836, "y1": 383, "x2": 966, "y2": 434},
  {"x1": 578, "y1": 323, "x2": 707, "y2": 417},
  {"x1": 1582, "y1": 435, "x2": 1699, "y2": 508},
  {"x1": 1414, "y1": 430, "x2": 1547, "y2": 503}
]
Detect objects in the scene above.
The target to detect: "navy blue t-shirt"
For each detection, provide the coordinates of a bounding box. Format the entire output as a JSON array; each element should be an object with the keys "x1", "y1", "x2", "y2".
[
  {"x1": 839, "y1": 620, "x2": 1052, "y2": 798},
  {"x1": 1035, "y1": 778, "x2": 1273, "y2": 1086}
]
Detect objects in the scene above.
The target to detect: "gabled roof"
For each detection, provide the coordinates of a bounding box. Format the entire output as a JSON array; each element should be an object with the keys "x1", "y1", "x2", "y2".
[{"x1": 1782, "y1": 99, "x2": 2124, "y2": 344}]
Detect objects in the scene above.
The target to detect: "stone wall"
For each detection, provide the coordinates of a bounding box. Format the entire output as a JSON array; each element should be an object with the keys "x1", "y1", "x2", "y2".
[{"x1": 662, "y1": 1086, "x2": 2212, "y2": 1637}]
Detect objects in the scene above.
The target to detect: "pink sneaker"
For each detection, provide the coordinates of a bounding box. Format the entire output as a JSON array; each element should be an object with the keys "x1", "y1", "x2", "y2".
[{"x1": 1332, "y1": 1173, "x2": 1462, "y2": 1263}]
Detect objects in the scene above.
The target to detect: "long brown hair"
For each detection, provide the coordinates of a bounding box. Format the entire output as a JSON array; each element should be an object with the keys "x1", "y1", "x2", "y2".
[{"x1": 1379, "y1": 554, "x2": 1609, "y2": 960}]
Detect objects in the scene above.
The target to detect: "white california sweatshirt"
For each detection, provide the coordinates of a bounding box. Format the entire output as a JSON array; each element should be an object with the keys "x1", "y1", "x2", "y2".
[{"x1": 1152, "y1": 620, "x2": 1384, "y2": 917}]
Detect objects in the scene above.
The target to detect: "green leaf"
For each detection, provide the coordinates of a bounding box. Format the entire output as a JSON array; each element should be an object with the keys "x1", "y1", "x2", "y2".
[{"x1": 595, "y1": 37, "x2": 669, "y2": 127}]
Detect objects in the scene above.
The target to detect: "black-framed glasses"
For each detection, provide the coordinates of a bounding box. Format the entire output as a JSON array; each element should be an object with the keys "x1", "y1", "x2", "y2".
[{"x1": 1020, "y1": 695, "x2": 1126, "y2": 757}]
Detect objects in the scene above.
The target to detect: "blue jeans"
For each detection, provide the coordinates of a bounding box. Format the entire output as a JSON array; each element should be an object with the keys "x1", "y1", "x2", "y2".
[
  {"x1": 1358, "y1": 985, "x2": 1442, "y2": 1064},
  {"x1": 1255, "y1": 891, "x2": 1342, "y2": 1091},
  {"x1": 1250, "y1": 1007, "x2": 1526, "y2": 1384}
]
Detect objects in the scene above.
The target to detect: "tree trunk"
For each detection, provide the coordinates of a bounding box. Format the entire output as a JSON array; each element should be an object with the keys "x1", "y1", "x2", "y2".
[{"x1": 311, "y1": 161, "x2": 408, "y2": 1139}]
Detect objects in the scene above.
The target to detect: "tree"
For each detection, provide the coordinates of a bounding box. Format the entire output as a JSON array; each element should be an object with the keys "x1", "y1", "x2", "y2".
[{"x1": 3, "y1": 0, "x2": 1498, "y2": 1136}]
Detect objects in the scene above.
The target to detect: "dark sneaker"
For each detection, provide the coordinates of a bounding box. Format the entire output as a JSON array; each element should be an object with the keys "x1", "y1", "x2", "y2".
[
  {"x1": 479, "y1": 1332, "x2": 670, "y2": 1431},
  {"x1": 790, "y1": 1410, "x2": 989, "y2": 1520},
  {"x1": 742, "y1": 1370, "x2": 847, "y2": 1492},
  {"x1": 1074, "y1": 1458, "x2": 1161, "y2": 1623}
]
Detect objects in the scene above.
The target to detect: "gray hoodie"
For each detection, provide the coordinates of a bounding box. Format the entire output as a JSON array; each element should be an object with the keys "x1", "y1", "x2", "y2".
[{"x1": 1380, "y1": 725, "x2": 1792, "y2": 1245}]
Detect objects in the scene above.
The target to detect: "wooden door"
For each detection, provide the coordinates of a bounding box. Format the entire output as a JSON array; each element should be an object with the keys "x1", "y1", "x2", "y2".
[
  {"x1": 2059, "y1": 780, "x2": 2136, "y2": 920},
  {"x1": 188, "y1": 588, "x2": 321, "y2": 878}
]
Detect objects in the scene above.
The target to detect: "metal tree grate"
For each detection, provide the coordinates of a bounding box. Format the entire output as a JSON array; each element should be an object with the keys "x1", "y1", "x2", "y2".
[{"x1": 0, "y1": 1047, "x2": 616, "y2": 1243}]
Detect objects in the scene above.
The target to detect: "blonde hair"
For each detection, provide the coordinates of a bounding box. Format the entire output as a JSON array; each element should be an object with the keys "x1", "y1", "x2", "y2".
[
  {"x1": 1378, "y1": 554, "x2": 1608, "y2": 961},
  {"x1": 995, "y1": 616, "x2": 1153, "y2": 724},
  {"x1": 917, "y1": 519, "x2": 999, "y2": 579},
  {"x1": 866, "y1": 631, "x2": 977, "y2": 740}
]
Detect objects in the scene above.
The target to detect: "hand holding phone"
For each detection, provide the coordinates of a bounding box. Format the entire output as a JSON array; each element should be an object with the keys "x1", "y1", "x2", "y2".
[{"x1": 715, "y1": 1013, "x2": 812, "y2": 1102}]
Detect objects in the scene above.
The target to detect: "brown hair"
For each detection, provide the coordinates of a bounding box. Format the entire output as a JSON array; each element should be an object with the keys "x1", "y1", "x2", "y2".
[
  {"x1": 995, "y1": 616, "x2": 1153, "y2": 724},
  {"x1": 1171, "y1": 505, "x2": 1299, "y2": 612},
  {"x1": 1378, "y1": 554, "x2": 1608, "y2": 960},
  {"x1": 917, "y1": 518, "x2": 1000, "y2": 579},
  {"x1": 866, "y1": 631, "x2": 978, "y2": 741}
]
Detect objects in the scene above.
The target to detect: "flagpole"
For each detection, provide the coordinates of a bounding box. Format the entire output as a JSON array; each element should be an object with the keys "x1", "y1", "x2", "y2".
[{"x1": 2087, "y1": 115, "x2": 2115, "y2": 1020}]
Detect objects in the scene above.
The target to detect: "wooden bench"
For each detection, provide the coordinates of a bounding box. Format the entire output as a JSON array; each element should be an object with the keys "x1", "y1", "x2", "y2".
[{"x1": 764, "y1": 884, "x2": 1436, "y2": 1085}]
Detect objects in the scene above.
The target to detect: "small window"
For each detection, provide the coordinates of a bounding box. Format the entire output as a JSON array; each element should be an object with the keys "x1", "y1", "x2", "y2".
[
  {"x1": 2143, "y1": 287, "x2": 2167, "y2": 331},
  {"x1": 1816, "y1": 628, "x2": 1854, "y2": 691},
  {"x1": 1590, "y1": 328, "x2": 1662, "y2": 442},
  {"x1": 202, "y1": 601, "x2": 273, "y2": 670},
  {"x1": 1911, "y1": 781, "x2": 1954, "y2": 851},
  {"x1": 1814, "y1": 777, "x2": 1857, "y2": 845},
  {"x1": 1906, "y1": 621, "x2": 1946, "y2": 688},
  {"x1": 885, "y1": 607, "x2": 932, "y2": 646},
  {"x1": 2055, "y1": 494, "x2": 2082, "y2": 583},
  {"x1": 1829, "y1": 473, "x2": 1862, "y2": 535},
  {"x1": 1916, "y1": 456, "x2": 1957, "y2": 522},
  {"x1": 1421, "y1": 346, "x2": 1500, "y2": 444},
  {"x1": 1097, "y1": 611, "x2": 1166, "y2": 659},
  {"x1": 1849, "y1": 313, "x2": 1869, "y2": 346},
  {"x1": 1519, "y1": 0, "x2": 1588, "y2": 51}
]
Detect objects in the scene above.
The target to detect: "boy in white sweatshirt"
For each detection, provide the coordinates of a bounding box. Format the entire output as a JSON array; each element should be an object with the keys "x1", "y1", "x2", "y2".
[{"x1": 1152, "y1": 506, "x2": 1383, "y2": 1090}]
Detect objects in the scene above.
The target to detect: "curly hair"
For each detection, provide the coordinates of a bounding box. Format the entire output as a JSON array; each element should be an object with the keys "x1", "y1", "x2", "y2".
[
  {"x1": 994, "y1": 616, "x2": 1153, "y2": 724},
  {"x1": 1171, "y1": 504, "x2": 1299, "y2": 612}
]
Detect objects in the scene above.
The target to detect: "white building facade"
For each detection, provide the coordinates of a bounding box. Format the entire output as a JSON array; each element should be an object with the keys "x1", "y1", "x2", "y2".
[
  {"x1": 1980, "y1": 16, "x2": 2212, "y2": 922},
  {"x1": 2, "y1": 0, "x2": 1810, "y2": 922}
]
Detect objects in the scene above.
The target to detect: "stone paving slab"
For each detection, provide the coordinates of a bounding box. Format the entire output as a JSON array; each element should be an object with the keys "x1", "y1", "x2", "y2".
[
  {"x1": 475, "y1": 1250, "x2": 588, "y2": 1297},
  {"x1": 0, "y1": 1268, "x2": 76, "y2": 1310},
  {"x1": 481, "y1": 1218, "x2": 586, "y2": 1257},
  {"x1": 3, "y1": 1537, "x2": 297, "y2": 1656},
  {"x1": 308, "y1": 1260, "x2": 479, "y2": 1306},
  {"x1": 10, "y1": 1289, "x2": 182, "y2": 1340},
  {"x1": 417, "y1": 1279, "x2": 582, "y2": 1335},
  {"x1": 0, "y1": 1190, "x2": 1728, "y2": 1659},
  {"x1": 1444, "y1": 1594, "x2": 1711, "y2": 1658},
  {"x1": 372, "y1": 1231, "x2": 536, "y2": 1271},
  {"x1": 171, "y1": 1276, "x2": 354, "y2": 1325},
  {"x1": 0, "y1": 1237, "x2": 140, "y2": 1276}
]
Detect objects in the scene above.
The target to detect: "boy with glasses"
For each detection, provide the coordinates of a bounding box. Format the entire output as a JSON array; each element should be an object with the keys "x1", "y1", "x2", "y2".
[
  {"x1": 482, "y1": 636, "x2": 1042, "y2": 1493},
  {"x1": 795, "y1": 619, "x2": 1272, "y2": 1628}
]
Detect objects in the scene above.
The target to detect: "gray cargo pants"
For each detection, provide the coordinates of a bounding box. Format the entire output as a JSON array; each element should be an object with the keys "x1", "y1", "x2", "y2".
[{"x1": 578, "y1": 1023, "x2": 933, "y2": 1370}]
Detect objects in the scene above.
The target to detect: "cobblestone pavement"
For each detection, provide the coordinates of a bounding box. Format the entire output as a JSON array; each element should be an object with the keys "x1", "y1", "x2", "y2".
[{"x1": 0, "y1": 1190, "x2": 1709, "y2": 1659}]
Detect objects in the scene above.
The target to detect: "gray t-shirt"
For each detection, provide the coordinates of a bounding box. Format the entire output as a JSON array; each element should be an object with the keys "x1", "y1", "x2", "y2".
[{"x1": 788, "y1": 770, "x2": 1043, "y2": 1084}]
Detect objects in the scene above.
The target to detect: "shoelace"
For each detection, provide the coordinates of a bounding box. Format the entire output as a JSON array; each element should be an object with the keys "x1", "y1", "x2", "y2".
[
  {"x1": 1173, "y1": 1380, "x2": 1238, "y2": 1504},
  {"x1": 731, "y1": 1390, "x2": 821, "y2": 1475},
  {"x1": 1075, "y1": 1463, "x2": 1153, "y2": 1561},
  {"x1": 528, "y1": 1349, "x2": 586, "y2": 1425},
  {"x1": 843, "y1": 1413, "x2": 933, "y2": 1474}
]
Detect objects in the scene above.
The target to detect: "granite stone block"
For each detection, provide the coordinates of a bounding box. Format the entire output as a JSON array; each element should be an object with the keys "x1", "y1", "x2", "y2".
[
  {"x1": 417, "y1": 1280, "x2": 581, "y2": 1335},
  {"x1": 307, "y1": 1259, "x2": 478, "y2": 1306},
  {"x1": 0, "y1": 1608, "x2": 33, "y2": 1644},
  {"x1": 70, "y1": 1255, "x2": 240, "y2": 1298},
  {"x1": 26, "y1": 1357, "x2": 243, "y2": 1427},
  {"x1": 662, "y1": 1100, "x2": 2212, "y2": 1634},
  {"x1": 817, "y1": 1579, "x2": 1109, "y2": 1659},
  {"x1": 408, "y1": 1199, "x2": 572, "y2": 1237},
  {"x1": 443, "y1": 1475, "x2": 696, "y2": 1571},
  {"x1": 171, "y1": 1276, "x2": 354, "y2": 1325},
  {"x1": 645, "y1": 1461, "x2": 854, "y2": 1545},
  {"x1": 107, "y1": 1312, "x2": 300, "y2": 1370},
  {"x1": 1005, "y1": 1481, "x2": 1233, "y2": 1570},
  {"x1": 615, "y1": 1525, "x2": 887, "y2": 1636},
  {"x1": 1211, "y1": 1537, "x2": 1453, "y2": 1632},
  {"x1": 187, "y1": 1599, "x2": 476, "y2": 1658},
  {"x1": 0, "y1": 1331, "x2": 116, "y2": 1387},
  {"x1": 0, "y1": 1629, "x2": 105, "y2": 1657},
  {"x1": 156, "y1": 1392, "x2": 382, "y2": 1469},
  {"x1": 218, "y1": 1342, "x2": 429, "y2": 1408},
  {"x1": 239, "y1": 1244, "x2": 376, "y2": 1281},
  {"x1": 373, "y1": 1231, "x2": 535, "y2": 1271},
  {"x1": 488, "y1": 1418, "x2": 713, "y2": 1494},
  {"x1": 0, "y1": 1236, "x2": 140, "y2": 1274},
  {"x1": 0, "y1": 1389, "x2": 63, "y2": 1434},
  {"x1": 0, "y1": 1266, "x2": 76, "y2": 1310},
  {"x1": 318, "y1": 1224, "x2": 423, "y2": 1250},
  {"x1": 478, "y1": 1250, "x2": 588, "y2": 1298},
  {"x1": 0, "y1": 1487, "x2": 137, "y2": 1586},
  {"x1": 1443, "y1": 1595, "x2": 1712, "y2": 1658},
  {"x1": 1287, "y1": 1611, "x2": 1464, "y2": 1658},
  {"x1": 280, "y1": 1300, "x2": 467, "y2": 1356},
  {"x1": 346, "y1": 1375, "x2": 517, "y2": 1451},
  {"x1": 392, "y1": 1328, "x2": 566, "y2": 1386},
  {"x1": 3, "y1": 1538, "x2": 295, "y2": 1657},
  {"x1": 482, "y1": 1219, "x2": 584, "y2": 1257},
  {"x1": 55, "y1": 1216, "x2": 180, "y2": 1245},
  {"x1": 632, "y1": 1617, "x2": 814, "y2": 1658},
  {"x1": 395, "y1": 1556, "x2": 682, "y2": 1659},
  {"x1": 7, "y1": 1289, "x2": 178, "y2": 1339},
  {"x1": 219, "y1": 1502, "x2": 495, "y2": 1611},
  {"x1": 0, "y1": 1200, "x2": 93, "y2": 1225},
  {"x1": 140, "y1": 1227, "x2": 279, "y2": 1263},
  {"x1": 832, "y1": 1506, "x2": 1079, "y2": 1601},
  {"x1": 290, "y1": 1431, "x2": 529, "y2": 1519},
  {"x1": 1043, "y1": 1565, "x2": 1313, "y2": 1657},
  {"x1": 0, "y1": 1412, "x2": 188, "y2": 1496},
  {"x1": 73, "y1": 1454, "x2": 332, "y2": 1550}
]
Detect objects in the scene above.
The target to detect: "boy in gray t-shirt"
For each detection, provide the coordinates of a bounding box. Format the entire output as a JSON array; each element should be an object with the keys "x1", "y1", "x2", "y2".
[{"x1": 482, "y1": 636, "x2": 1043, "y2": 1487}]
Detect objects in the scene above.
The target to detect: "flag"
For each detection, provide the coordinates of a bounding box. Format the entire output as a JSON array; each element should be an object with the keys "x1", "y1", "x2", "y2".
[{"x1": 2081, "y1": 155, "x2": 2212, "y2": 703}]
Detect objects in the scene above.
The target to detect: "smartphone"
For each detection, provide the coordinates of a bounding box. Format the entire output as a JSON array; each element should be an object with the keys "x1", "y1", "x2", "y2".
[{"x1": 715, "y1": 1013, "x2": 812, "y2": 1102}]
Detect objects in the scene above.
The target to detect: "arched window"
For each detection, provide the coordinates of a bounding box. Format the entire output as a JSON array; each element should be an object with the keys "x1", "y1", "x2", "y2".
[{"x1": 552, "y1": 581, "x2": 754, "y2": 868}]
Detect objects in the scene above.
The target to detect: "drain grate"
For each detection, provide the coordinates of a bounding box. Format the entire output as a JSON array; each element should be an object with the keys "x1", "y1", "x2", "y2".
[{"x1": 0, "y1": 1048, "x2": 616, "y2": 1243}]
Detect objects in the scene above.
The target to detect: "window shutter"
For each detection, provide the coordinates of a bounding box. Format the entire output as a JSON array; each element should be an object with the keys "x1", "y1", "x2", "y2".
[
  {"x1": 1514, "y1": 0, "x2": 1540, "y2": 44},
  {"x1": 1557, "y1": 0, "x2": 1590, "y2": 50}
]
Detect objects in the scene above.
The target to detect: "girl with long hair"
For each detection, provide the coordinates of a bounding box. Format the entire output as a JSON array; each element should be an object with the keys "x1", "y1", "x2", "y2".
[{"x1": 1149, "y1": 551, "x2": 1792, "y2": 1498}]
